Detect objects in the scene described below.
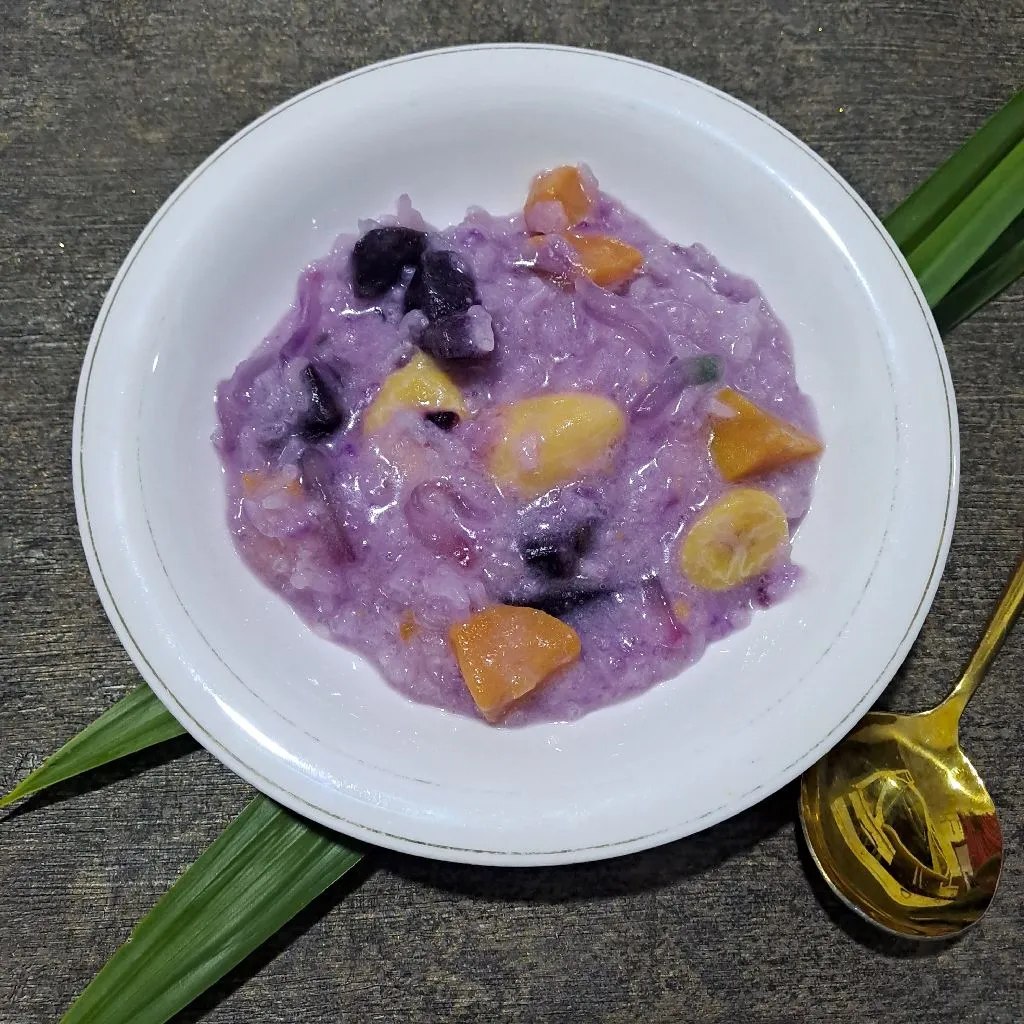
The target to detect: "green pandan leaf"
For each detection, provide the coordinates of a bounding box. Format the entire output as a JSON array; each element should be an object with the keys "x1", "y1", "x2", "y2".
[
  {"x1": 0, "y1": 686, "x2": 185, "y2": 809},
  {"x1": 932, "y1": 212, "x2": 1024, "y2": 333},
  {"x1": 60, "y1": 796, "x2": 364, "y2": 1024},
  {"x1": 885, "y1": 90, "x2": 1024, "y2": 252},
  {"x1": 906, "y1": 137, "x2": 1024, "y2": 306}
]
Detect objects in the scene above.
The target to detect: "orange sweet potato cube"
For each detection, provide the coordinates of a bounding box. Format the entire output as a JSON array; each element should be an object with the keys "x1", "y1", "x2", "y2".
[
  {"x1": 563, "y1": 231, "x2": 644, "y2": 288},
  {"x1": 524, "y1": 165, "x2": 594, "y2": 232},
  {"x1": 709, "y1": 388, "x2": 823, "y2": 482},
  {"x1": 449, "y1": 605, "x2": 581, "y2": 722}
]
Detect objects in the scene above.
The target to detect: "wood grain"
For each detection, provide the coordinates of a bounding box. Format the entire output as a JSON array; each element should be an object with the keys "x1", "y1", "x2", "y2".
[{"x1": 1, "y1": 1, "x2": 1022, "y2": 1021}]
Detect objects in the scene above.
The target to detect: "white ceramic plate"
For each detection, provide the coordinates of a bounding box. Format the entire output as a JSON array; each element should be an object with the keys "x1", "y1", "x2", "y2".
[{"x1": 74, "y1": 45, "x2": 957, "y2": 865}]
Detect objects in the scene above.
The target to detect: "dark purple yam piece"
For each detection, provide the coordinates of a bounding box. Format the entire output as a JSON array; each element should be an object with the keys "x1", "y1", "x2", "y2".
[
  {"x1": 298, "y1": 363, "x2": 344, "y2": 440},
  {"x1": 352, "y1": 227, "x2": 428, "y2": 299},
  {"x1": 418, "y1": 306, "x2": 495, "y2": 360},
  {"x1": 519, "y1": 520, "x2": 597, "y2": 578},
  {"x1": 404, "y1": 250, "x2": 477, "y2": 320}
]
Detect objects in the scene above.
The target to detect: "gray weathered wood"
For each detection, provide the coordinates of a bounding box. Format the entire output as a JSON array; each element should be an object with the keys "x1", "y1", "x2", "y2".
[{"x1": 1, "y1": 1, "x2": 1022, "y2": 1021}]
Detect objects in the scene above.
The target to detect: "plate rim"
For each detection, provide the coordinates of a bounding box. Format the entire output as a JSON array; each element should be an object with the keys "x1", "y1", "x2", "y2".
[{"x1": 72, "y1": 42, "x2": 959, "y2": 865}]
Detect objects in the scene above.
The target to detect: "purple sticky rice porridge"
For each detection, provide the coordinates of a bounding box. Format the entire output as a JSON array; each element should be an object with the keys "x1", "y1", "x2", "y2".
[{"x1": 214, "y1": 166, "x2": 821, "y2": 726}]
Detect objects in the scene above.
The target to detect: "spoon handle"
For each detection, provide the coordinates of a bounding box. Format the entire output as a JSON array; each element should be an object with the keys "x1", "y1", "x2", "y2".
[{"x1": 940, "y1": 552, "x2": 1024, "y2": 723}]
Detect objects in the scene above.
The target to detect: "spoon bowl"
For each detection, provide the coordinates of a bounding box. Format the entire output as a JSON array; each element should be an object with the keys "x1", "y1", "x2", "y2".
[
  {"x1": 800, "y1": 706, "x2": 1002, "y2": 938},
  {"x1": 800, "y1": 555, "x2": 1024, "y2": 938}
]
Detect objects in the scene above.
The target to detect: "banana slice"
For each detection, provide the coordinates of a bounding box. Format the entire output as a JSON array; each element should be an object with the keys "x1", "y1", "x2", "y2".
[
  {"x1": 679, "y1": 488, "x2": 789, "y2": 591},
  {"x1": 489, "y1": 392, "x2": 626, "y2": 497},
  {"x1": 363, "y1": 351, "x2": 467, "y2": 434}
]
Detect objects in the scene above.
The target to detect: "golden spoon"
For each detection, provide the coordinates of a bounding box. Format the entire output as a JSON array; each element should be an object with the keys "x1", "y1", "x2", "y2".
[{"x1": 799, "y1": 554, "x2": 1024, "y2": 939}]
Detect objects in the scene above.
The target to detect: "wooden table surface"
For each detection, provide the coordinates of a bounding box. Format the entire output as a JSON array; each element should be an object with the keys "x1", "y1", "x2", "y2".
[{"x1": 1, "y1": 1, "x2": 1022, "y2": 1021}]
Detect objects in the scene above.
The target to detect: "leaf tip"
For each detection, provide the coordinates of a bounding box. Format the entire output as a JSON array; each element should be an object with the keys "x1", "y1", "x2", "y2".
[{"x1": 0, "y1": 788, "x2": 23, "y2": 811}]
